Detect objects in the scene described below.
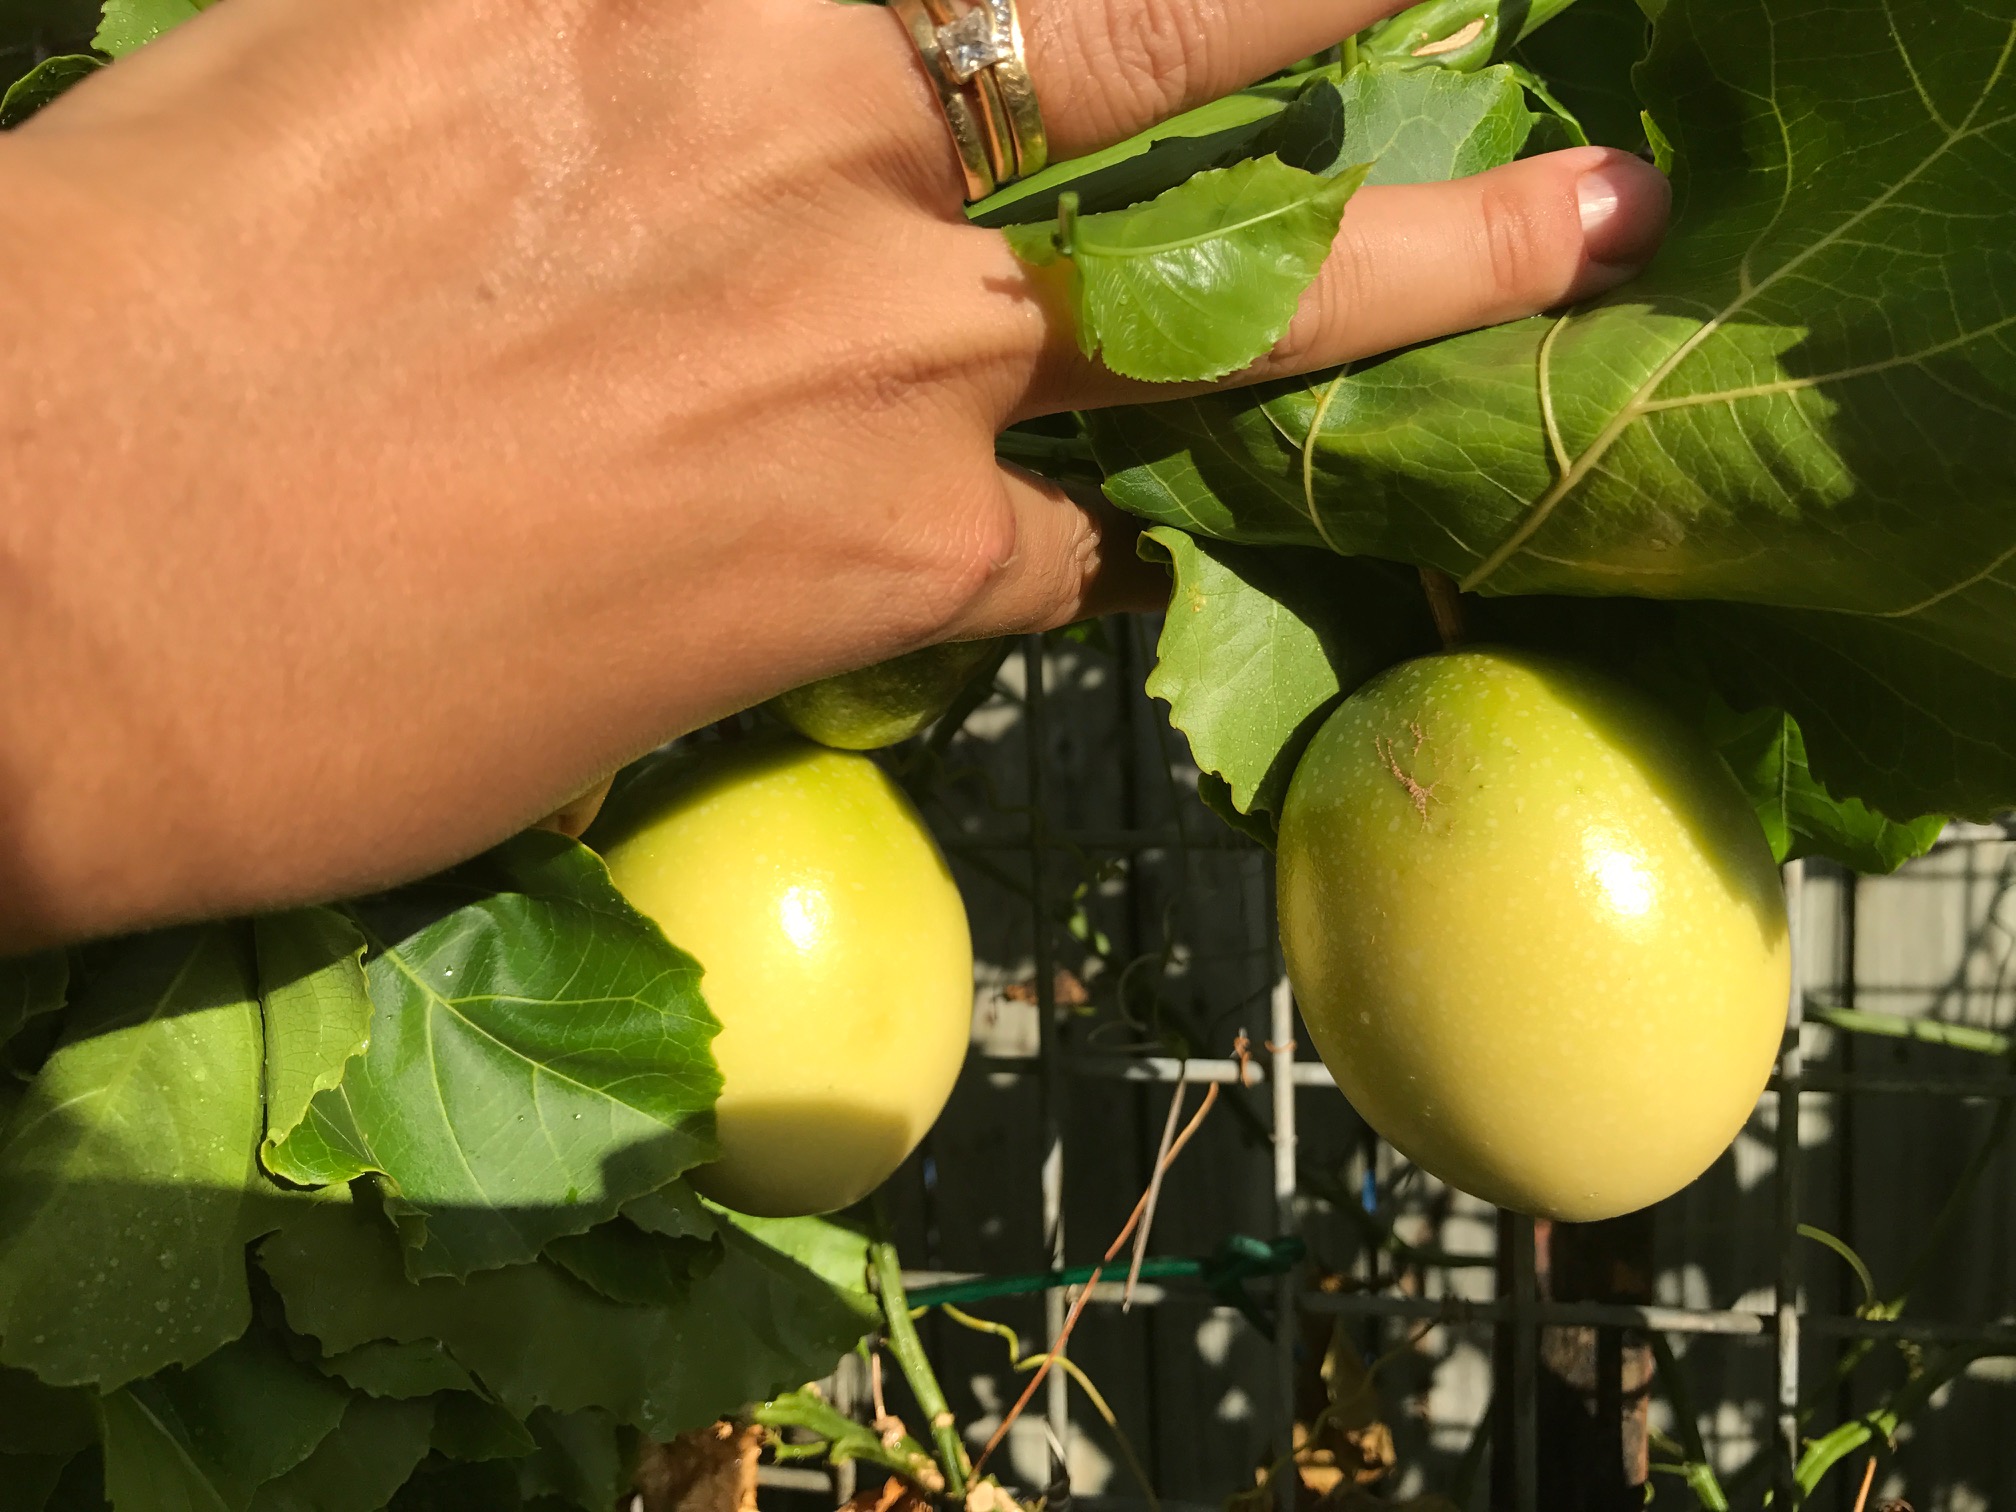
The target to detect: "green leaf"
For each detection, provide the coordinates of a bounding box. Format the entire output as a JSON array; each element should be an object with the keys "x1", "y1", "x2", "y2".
[
  {"x1": 1508, "y1": 0, "x2": 1651, "y2": 149},
  {"x1": 35, "y1": 1448, "x2": 108, "y2": 1511},
  {"x1": 1196, "y1": 772, "x2": 1280, "y2": 849},
  {"x1": 317, "y1": 1340, "x2": 476, "y2": 1401},
  {"x1": 260, "y1": 1189, "x2": 873, "y2": 1439},
  {"x1": 1137, "y1": 528, "x2": 1439, "y2": 820},
  {"x1": 1095, "y1": 0, "x2": 2016, "y2": 821},
  {"x1": 247, "y1": 1394, "x2": 437, "y2": 1512},
  {"x1": 0, "y1": 926, "x2": 271, "y2": 1388},
  {"x1": 621, "y1": 1183, "x2": 716, "y2": 1241},
  {"x1": 93, "y1": 0, "x2": 204, "y2": 55},
  {"x1": 0, "y1": 1364, "x2": 94, "y2": 1458},
  {"x1": 0, "y1": 951, "x2": 65, "y2": 1052},
  {"x1": 1282, "y1": 63, "x2": 1535, "y2": 185},
  {"x1": 430, "y1": 1393, "x2": 536, "y2": 1462},
  {"x1": 386, "y1": 1456, "x2": 521, "y2": 1511},
  {"x1": 544, "y1": 1218, "x2": 719, "y2": 1309},
  {"x1": 268, "y1": 832, "x2": 720, "y2": 1279},
  {"x1": 1704, "y1": 702, "x2": 1945, "y2": 872},
  {"x1": 717, "y1": 1208, "x2": 873, "y2": 1302},
  {"x1": 972, "y1": 72, "x2": 1319, "y2": 226},
  {"x1": 0, "y1": 1454, "x2": 73, "y2": 1511},
  {"x1": 1006, "y1": 156, "x2": 1369, "y2": 383},
  {"x1": 98, "y1": 1327, "x2": 351, "y2": 1512},
  {"x1": 0, "y1": 53, "x2": 101, "y2": 128},
  {"x1": 254, "y1": 911, "x2": 372, "y2": 1164},
  {"x1": 516, "y1": 1409, "x2": 629, "y2": 1512},
  {"x1": 1677, "y1": 599, "x2": 2016, "y2": 825},
  {"x1": 1358, "y1": 0, "x2": 1583, "y2": 72}
]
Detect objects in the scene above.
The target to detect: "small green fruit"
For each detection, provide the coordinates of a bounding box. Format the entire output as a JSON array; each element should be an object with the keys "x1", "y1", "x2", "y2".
[
  {"x1": 770, "y1": 640, "x2": 1002, "y2": 751},
  {"x1": 596, "y1": 737, "x2": 973, "y2": 1216},
  {"x1": 1277, "y1": 648, "x2": 1789, "y2": 1221}
]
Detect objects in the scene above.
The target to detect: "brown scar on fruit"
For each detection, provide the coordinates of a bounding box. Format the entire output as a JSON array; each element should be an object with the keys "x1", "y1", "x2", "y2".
[{"x1": 1375, "y1": 734, "x2": 1439, "y2": 825}]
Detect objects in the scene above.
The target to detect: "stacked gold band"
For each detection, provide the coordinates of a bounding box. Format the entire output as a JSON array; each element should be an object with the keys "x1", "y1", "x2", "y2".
[{"x1": 894, "y1": 0, "x2": 1048, "y2": 202}]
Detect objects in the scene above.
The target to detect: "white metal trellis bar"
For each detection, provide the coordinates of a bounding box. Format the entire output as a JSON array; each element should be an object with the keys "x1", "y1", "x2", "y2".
[
  {"x1": 1775, "y1": 861, "x2": 1806, "y2": 1501},
  {"x1": 1270, "y1": 973, "x2": 1297, "y2": 1512}
]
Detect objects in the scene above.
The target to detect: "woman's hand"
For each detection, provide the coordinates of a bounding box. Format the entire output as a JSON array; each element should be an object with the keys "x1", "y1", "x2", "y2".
[{"x1": 0, "y1": 0, "x2": 1667, "y2": 947}]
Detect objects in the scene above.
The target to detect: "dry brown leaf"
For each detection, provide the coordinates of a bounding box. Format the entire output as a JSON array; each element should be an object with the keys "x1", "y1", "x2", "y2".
[
  {"x1": 844, "y1": 1479, "x2": 932, "y2": 1512},
  {"x1": 964, "y1": 1478, "x2": 1026, "y2": 1512},
  {"x1": 633, "y1": 1420, "x2": 763, "y2": 1512}
]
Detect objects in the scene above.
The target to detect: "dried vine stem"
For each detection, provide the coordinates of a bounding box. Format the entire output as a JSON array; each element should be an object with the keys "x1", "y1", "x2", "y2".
[
  {"x1": 1850, "y1": 1456, "x2": 1878, "y2": 1512},
  {"x1": 973, "y1": 1035, "x2": 1252, "y2": 1476},
  {"x1": 1123, "y1": 1068, "x2": 1191, "y2": 1310}
]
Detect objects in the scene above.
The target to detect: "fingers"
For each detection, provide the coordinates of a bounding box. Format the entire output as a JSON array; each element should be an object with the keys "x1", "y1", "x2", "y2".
[
  {"x1": 943, "y1": 466, "x2": 1172, "y2": 640},
  {"x1": 1017, "y1": 0, "x2": 1413, "y2": 159},
  {"x1": 1024, "y1": 147, "x2": 1673, "y2": 416},
  {"x1": 854, "y1": 0, "x2": 1415, "y2": 195}
]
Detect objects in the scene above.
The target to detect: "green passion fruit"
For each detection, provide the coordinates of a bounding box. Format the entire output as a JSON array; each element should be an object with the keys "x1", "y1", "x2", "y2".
[
  {"x1": 596, "y1": 737, "x2": 972, "y2": 1216},
  {"x1": 1277, "y1": 648, "x2": 1789, "y2": 1220}
]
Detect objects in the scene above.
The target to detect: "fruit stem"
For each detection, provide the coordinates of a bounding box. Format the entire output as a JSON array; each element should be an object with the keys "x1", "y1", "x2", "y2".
[
  {"x1": 1418, "y1": 567, "x2": 1466, "y2": 649},
  {"x1": 869, "y1": 1201, "x2": 971, "y2": 1496}
]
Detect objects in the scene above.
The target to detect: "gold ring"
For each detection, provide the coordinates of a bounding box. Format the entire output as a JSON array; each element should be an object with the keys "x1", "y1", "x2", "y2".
[
  {"x1": 891, "y1": 0, "x2": 996, "y2": 201},
  {"x1": 896, "y1": 0, "x2": 1049, "y2": 200}
]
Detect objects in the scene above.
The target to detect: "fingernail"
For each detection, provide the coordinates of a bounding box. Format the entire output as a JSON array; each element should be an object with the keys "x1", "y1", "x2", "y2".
[{"x1": 1576, "y1": 156, "x2": 1670, "y2": 283}]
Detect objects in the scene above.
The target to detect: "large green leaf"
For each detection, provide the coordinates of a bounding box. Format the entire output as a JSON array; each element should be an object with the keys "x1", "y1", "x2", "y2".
[
  {"x1": 0, "y1": 927, "x2": 271, "y2": 1388},
  {"x1": 246, "y1": 1394, "x2": 436, "y2": 1512},
  {"x1": 254, "y1": 911, "x2": 373, "y2": 1161},
  {"x1": 1137, "y1": 529, "x2": 1439, "y2": 820},
  {"x1": 97, "y1": 1327, "x2": 351, "y2": 1512},
  {"x1": 266, "y1": 833, "x2": 720, "y2": 1279},
  {"x1": 1095, "y1": 0, "x2": 2016, "y2": 821},
  {"x1": 1006, "y1": 156, "x2": 1369, "y2": 383},
  {"x1": 259, "y1": 1190, "x2": 873, "y2": 1439}
]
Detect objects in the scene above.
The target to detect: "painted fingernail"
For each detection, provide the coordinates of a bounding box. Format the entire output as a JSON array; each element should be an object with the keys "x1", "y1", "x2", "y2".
[{"x1": 1576, "y1": 156, "x2": 1670, "y2": 280}]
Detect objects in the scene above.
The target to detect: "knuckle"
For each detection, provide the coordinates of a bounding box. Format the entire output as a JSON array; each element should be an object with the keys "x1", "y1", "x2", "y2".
[
  {"x1": 1071, "y1": 0, "x2": 1209, "y2": 125},
  {"x1": 1475, "y1": 184, "x2": 1566, "y2": 309},
  {"x1": 917, "y1": 488, "x2": 1021, "y2": 630}
]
